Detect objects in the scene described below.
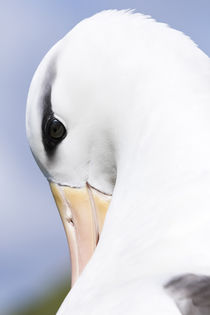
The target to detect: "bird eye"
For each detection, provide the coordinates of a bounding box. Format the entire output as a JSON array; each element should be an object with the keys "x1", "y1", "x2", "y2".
[{"x1": 47, "y1": 118, "x2": 66, "y2": 140}]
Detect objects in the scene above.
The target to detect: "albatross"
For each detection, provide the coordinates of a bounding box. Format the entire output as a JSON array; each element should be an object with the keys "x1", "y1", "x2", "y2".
[{"x1": 26, "y1": 10, "x2": 210, "y2": 315}]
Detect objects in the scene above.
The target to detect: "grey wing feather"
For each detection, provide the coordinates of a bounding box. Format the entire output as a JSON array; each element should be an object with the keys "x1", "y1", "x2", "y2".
[{"x1": 164, "y1": 274, "x2": 210, "y2": 315}]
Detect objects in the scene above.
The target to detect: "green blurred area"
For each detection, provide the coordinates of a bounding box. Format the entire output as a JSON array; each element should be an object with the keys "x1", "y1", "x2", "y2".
[{"x1": 9, "y1": 278, "x2": 70, "y2": 315}]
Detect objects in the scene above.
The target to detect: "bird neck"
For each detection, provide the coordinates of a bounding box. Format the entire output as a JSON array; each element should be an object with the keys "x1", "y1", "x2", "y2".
[{"x1": 100, "y1": 60, "x2": 210, "y2": 268}]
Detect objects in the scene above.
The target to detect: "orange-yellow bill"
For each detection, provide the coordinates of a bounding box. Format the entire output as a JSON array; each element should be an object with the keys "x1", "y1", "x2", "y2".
[{"x1": 50, "y1": 182, "x2": 111, "y2": 286}]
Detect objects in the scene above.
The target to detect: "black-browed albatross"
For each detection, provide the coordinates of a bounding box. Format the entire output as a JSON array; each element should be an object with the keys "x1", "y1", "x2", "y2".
[{"x1": 26, "y1": 10, "x2": 210, "y2": 315}]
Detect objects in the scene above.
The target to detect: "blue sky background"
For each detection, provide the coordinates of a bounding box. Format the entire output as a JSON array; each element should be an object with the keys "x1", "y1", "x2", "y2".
[{"x1": 1, "y1": 0, "x2": 209, "y2": 312}]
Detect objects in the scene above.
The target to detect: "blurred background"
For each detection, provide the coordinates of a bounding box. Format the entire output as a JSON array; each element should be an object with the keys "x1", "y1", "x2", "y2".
[{"x1": 1, "y1": 0, "x2": 209, "y2": 314}]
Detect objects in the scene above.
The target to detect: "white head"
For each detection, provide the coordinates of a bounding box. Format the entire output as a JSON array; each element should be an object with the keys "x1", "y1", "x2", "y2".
[
  {"x1": 26, "y1": 17, "x2": 120, "y2": 195},
  {"x1": 26, "y1": 10, "x2": 210, "y2": 287}
]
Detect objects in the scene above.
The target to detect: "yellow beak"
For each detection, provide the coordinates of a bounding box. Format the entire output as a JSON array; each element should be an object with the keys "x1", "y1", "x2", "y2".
[{"x1": 50, "y1": 182, "x2": 111, "y2": 286}]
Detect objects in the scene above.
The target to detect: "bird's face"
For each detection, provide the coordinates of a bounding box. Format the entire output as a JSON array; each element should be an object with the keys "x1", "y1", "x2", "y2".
[{"x1": 26, "y1": 34, "x2": 118, "y2": 284}]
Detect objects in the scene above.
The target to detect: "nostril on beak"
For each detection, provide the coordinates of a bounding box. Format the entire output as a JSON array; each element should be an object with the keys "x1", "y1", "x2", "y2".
[{"x1": 65, "y1": 207, "x2": 74, "y2": 226}]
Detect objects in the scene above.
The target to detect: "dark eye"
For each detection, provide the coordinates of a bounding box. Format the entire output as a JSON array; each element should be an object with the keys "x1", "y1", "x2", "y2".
[
  {"x1": 46, "y1": 118, "x2": 66, "y2": 141},
  {"x1": 41, "y1": 89, "x2": 67, "y2": 156}
]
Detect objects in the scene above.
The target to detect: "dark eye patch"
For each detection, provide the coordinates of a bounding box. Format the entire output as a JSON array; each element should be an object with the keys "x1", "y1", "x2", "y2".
[{"x1": 42, "y1": 88, "x2": 66, "y2": 156}]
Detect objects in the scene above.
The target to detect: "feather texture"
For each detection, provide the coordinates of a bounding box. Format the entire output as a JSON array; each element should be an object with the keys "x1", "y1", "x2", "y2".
[{"x1": 26, "y1": 10, "x2": 210, "y2": 315}]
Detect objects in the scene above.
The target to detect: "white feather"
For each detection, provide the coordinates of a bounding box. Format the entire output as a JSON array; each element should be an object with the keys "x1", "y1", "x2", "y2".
[{"x1": 26, "y1": 10, "x2": 210, "y2": 315}]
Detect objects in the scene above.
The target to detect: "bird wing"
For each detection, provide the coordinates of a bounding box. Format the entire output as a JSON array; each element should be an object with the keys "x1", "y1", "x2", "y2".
[{"x1": 165, "y1": 274, "x2": 210, "y2": 315}]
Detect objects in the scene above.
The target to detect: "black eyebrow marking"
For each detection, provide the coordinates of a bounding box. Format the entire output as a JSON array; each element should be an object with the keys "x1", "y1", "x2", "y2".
[
  {"x1": 165, "y1": 273, "x2": 210, "y2": 314},
  {"x1": 41, "y1": 87, "x2": 57, "y2": 157}
]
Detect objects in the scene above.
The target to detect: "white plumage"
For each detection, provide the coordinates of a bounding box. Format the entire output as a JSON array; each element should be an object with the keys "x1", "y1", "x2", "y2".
[{"x1": 26, "y1": 10, "x2": 210, "y2": 315}]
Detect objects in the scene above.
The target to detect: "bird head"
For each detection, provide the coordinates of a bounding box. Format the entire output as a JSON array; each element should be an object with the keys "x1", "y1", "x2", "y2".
[
  {"x1": 26, "y1": 8, "x2": 202, "y2": 288},
  {"x1": 26, "y1": 9, "x2": 210, "y2": 314},
  {"x1": 26, "y1": 12, "x2": 135, "y2": 285}
]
